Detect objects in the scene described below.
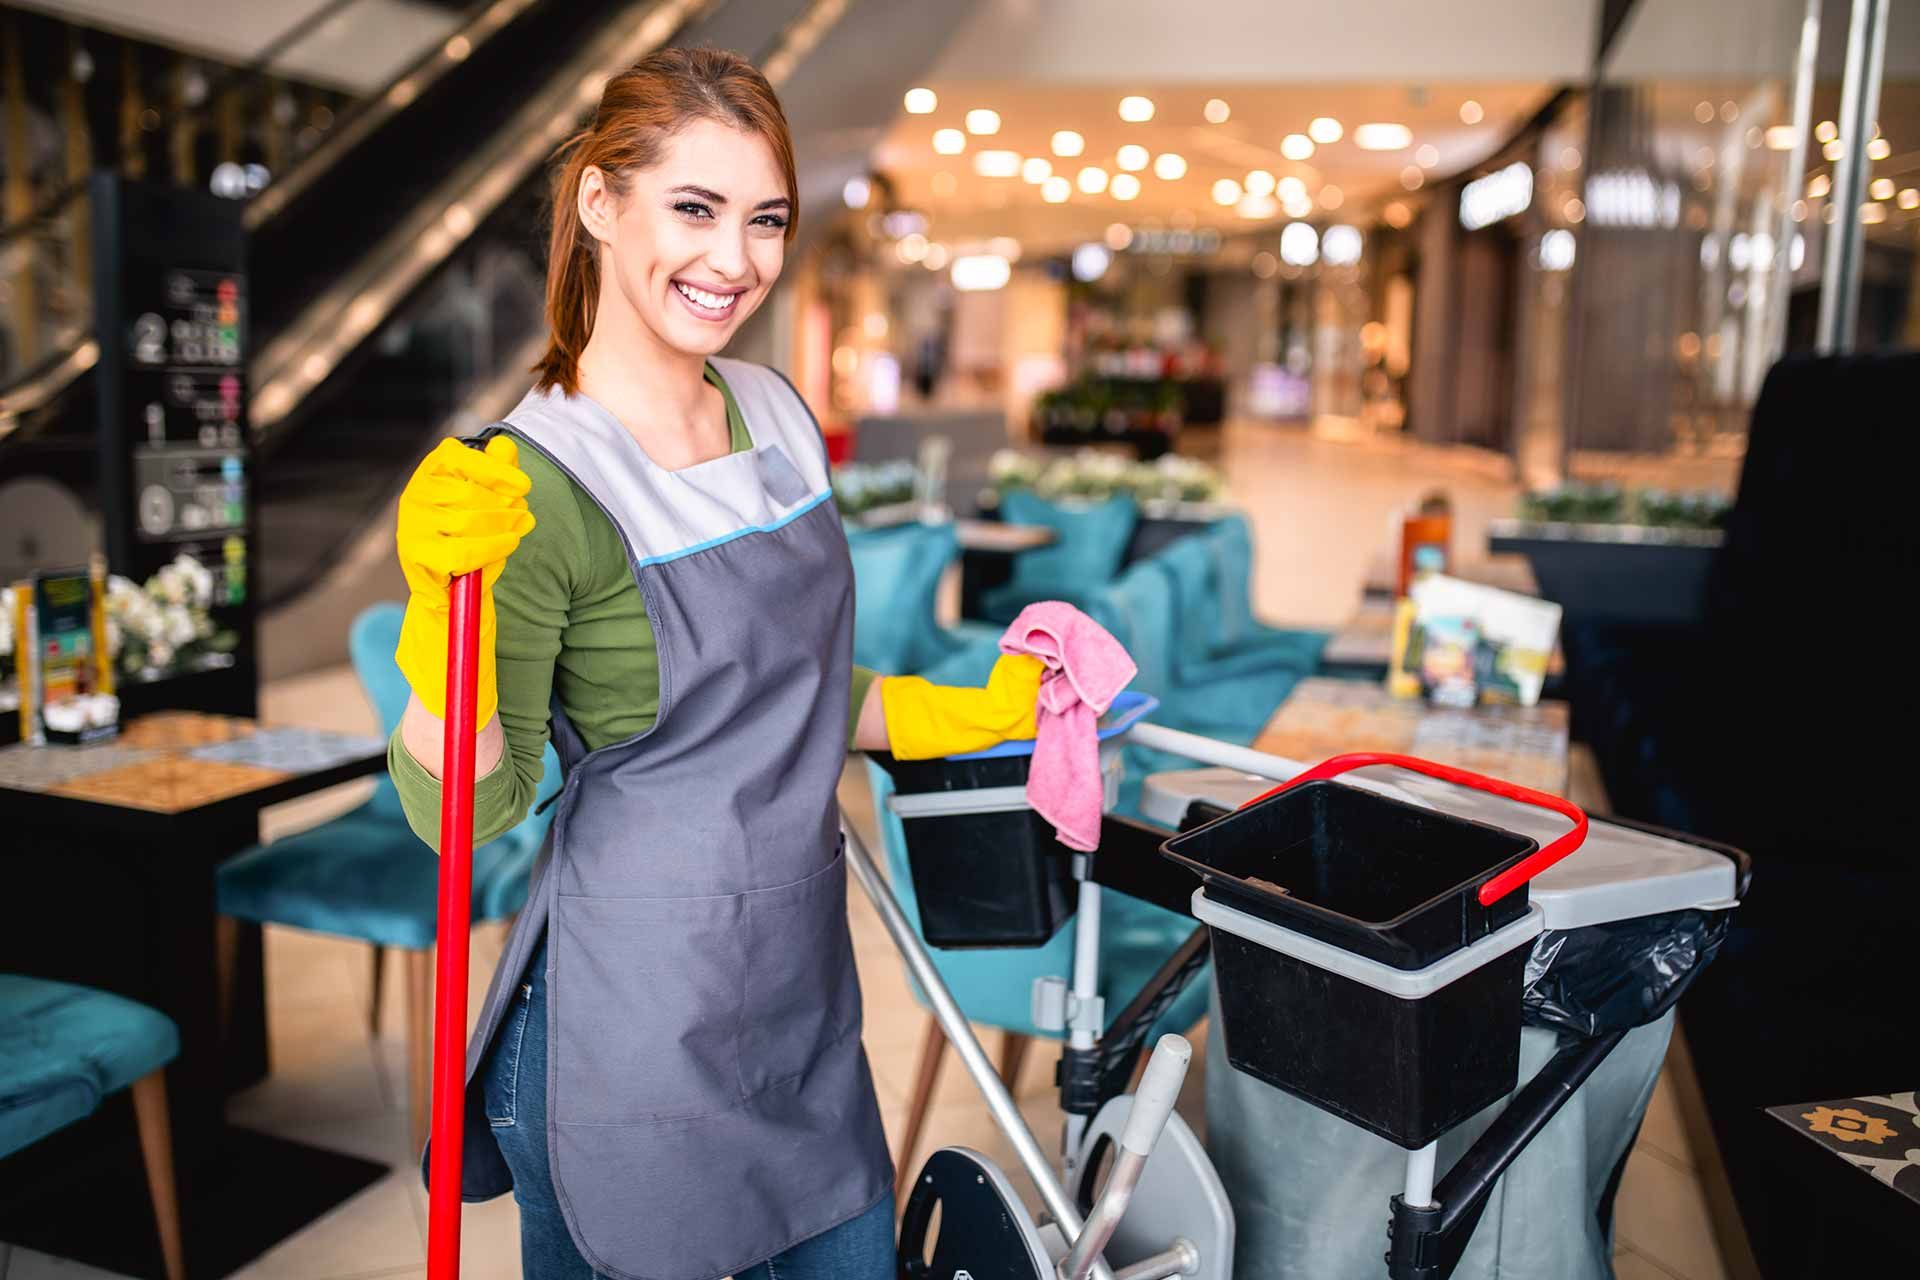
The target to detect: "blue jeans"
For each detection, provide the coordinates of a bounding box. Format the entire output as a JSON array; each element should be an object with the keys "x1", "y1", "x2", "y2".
[{"x1": 480, "y1": 937, "x2": 895, "y2": 1279}]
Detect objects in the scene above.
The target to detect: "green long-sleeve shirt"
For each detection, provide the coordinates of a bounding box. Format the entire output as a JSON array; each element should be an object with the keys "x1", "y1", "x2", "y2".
[{"x1": 390, "y1": 363, "x2": 878, "y2": 851}]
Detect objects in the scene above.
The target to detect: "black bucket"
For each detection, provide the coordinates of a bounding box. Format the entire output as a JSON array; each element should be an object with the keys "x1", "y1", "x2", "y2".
[
  {"x1": 872, "y1": 748, "x2": 1094, "y2": 948},
  {"x1": 1162, "y1": 753, "x2": 1588, "y2": 1148}
]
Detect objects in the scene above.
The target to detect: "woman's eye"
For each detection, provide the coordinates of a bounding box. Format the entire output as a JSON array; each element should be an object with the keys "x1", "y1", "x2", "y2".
[
  {"x1": 674, "y1": 202, "x2": 714, "y2": 220},
  {"x1": 753, "y1": 214, "x2": 789, "y2": 230}
]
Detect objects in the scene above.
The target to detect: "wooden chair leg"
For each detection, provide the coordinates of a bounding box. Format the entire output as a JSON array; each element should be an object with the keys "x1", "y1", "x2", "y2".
[
  {"x1": 368, "y1": 944, "x2": 385, "y2": 1038},
  {"x1": 405, "y1": 946, "x2": 434, "y2": 1154},
  {"x1": 893, "y1": 1012, "x2": 947, "y2": 1200},
  {"x1": 130, "y1": 1070, "x2": 186, "y2": 1280},
  {"x1": 213, "y1": 913, "x2": 238, "y2": 1044},
  {"x1": 997, "y1": 1030, "x2": 1033, "y2": 1094}
]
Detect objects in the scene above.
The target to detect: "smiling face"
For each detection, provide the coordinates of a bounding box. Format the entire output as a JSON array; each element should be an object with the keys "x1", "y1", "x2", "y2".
[{"x1": 579, "y1": 118, "x2": 792, "y2": 358}]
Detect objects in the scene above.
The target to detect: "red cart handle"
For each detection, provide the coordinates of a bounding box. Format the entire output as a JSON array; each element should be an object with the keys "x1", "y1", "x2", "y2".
[
  {"x1": 1239, "y1": 751, "x2": 1588, "y2": 907},
  {"x1": 426, "y1": 570, "x2": 483, "y2": 1280}
]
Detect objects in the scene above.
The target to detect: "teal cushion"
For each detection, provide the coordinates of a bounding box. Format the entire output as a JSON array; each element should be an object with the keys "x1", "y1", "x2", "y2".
[
  {"x1": 979, "y1": 493, "x2": 1137, "y2": 623},
  {"x1": 864, "y1": 762, "x2": 1207, "y2": 1042},
  {"x1": 217, "y1": 805, "x2": 550, "y2": 951},
  {"x1": 0, "y1": 975, "x2": 179, "y2": 1159},
  {"x1": 847, "y1": 523, "x2": 962, "y2": 674}
]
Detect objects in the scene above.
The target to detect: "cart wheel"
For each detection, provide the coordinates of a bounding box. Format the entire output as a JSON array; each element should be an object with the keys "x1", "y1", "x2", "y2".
[{"x1": 898, "y1": 1147, "x2": 1052, "y2": 1279}]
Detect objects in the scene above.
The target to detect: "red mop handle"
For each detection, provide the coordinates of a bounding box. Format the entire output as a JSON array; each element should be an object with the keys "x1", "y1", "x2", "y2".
[
  {"x1": 427, "y1": 570, "x2": 483, "y2": 1280},
  {"x1": 1241, "y1": 751, "x2": 1588, "y2": 907}
]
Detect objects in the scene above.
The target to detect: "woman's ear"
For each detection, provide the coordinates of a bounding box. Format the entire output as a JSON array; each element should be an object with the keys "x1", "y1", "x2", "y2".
[{"x1": 577, "y1": 165, "x2": 618, "y2": 246}]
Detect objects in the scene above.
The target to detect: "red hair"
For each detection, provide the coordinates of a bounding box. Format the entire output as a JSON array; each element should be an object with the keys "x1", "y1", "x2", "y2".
[{"x1": 533, "y1": 47, "x2": 797, "y2": 395}]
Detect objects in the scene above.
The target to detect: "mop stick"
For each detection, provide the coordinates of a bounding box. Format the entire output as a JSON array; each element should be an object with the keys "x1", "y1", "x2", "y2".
[{"x1": 426, "y1": 570, "x2": 483, "y2": 1280}]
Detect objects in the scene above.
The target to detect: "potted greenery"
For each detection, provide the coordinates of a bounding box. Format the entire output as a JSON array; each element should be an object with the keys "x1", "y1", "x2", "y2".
[{"x1": 1489, "y1": 485, "x2": 1729, "y2": 626}]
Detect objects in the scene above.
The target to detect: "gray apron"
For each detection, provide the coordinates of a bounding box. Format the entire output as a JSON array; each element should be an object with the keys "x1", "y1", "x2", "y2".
[{"x1": 445, "y1": 358, "x2": 891, "y2": 1279}]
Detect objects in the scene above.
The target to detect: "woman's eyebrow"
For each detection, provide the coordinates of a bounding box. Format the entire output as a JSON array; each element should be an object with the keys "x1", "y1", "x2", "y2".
[{"x1": 667, "y1": 186, "x2": 789, "y2": 212}]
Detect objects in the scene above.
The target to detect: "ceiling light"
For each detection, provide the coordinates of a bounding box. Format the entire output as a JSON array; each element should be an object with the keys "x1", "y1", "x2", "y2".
[
  {"x1": 1042, "y1": 175, "x2": 1071, "y2": 203},
  {"x1": 842, "y1": 176, "x2": 870, "y2": 209},
  {"x1": 1867, "y1": 137, "x2": 1891, "y2": 160},
  {"x1": 1806, "y1": 173, "x2": 1830, "y2": 198},
  {"x1": 1052, "y1": 130, "x2": 1085, "y2": 157},
  {"x1": 1244, "y1": 170, "x2": 1276, "y2": 196},
  {"x1": 1251, "y1": 251, "x2": 1277, "y2": 278},
  {"x1": 1236, "y1": 193, "x2": 1279, "y2": 219},
  {"x1": 904, "y1": 87, "x2": 937, "y2": 114},
  {"x1": 1276, "y1": 175, "x2": 1306, "y2": 201},
  {"x1": 974, "y1": 149, "x2": 1020, "y2": 177},
  {"x1": 1021, "y1": 157, "x2": 1052, "y2": 184},
  {"x1": 951, "y1": 254, "x2": 1011, "y2": 291},
  {"x1": 896, "y1": 233, "x2": 928, "y2": 264},
  {"x1": 1764, "y1": 126, "x2": 1798, "y2": 151},
  {"x1": 1308, "y1": 116, "x2": 1342, "y2": 144},
  {"x1": 1899, "y1": 188, "x2": 1920, "y2": 210},
  {"x1": 931, "y1": 171, "x2": 957, "y2": 196},
  {"x1": 1383, "y1": 202, "x2": 1412, "y2": 228},
  {"x1": 1204, "y1": 98, "x2": 1230, "y2": 124},
  {"x1": 1078, "y1": 166, "x2": 1110, "y2": 194},
  {"x1": 1110, "y1": 173, "x2": 1141, "y2": 200},
  {"x1": 966, "y1": 108, "x2": 1001, "y2": 135},
  {"x1": 1119, "y1": 95, "x2": 1155, "y2": 123},
  {"x1": 1823, "y1": 139, "x2": 1843, "y2": 161},
  {"x1": 1105, "y1": 223, "x2": 1134, "y2": 250},
  {"x1": 1321, "y1": 224, "x2": 1363, "y2": 266},
  {"x1": 1283, "y1": 194, "x2": 1315, "y2": 219},
  {"x1": 1319, "y1": 184, "x2": 1344, "y2": 210},
  {"x1": 1212, "y1": 178, "x2": 1242, "y2": 206},
  {"x1": 1860, "y1": 202, "x2": 1886, "y2": 224},
  {"x1": 1459, "y1": 100, "x2": 1484, "y2": 125},
  {"x1": 1279, "y1": 221, "x2": 1319, "y2": 266},
  {"x1": 1280, "y1": 134, "x2": 1314, "y2": 161},
  {"x1": 1564, "y1": 196, "x2": 1586, "y2": 222},
  {"x1": 1815, "y1": 120, "x2": 1838, "y2": 143},
  {"x1": 922, "y1": 242, "x2": 949, "y2": 270},
  {"x1": 1117, "y1": 144, "x2": 1149, "y2": 171},
  {"x1": 1354, "y1": 122, "x2": 1413, "y2": 151},
  {"x1": 1415, "y1": 144, "x2": 1440, "y2": 168},
  {"x1": 1153, "y1": 152, "x2": 1187, "y2": 180},
  {"x1": 1538, "y1": 228, "x2": 1576, "y2": 272},
  {"x1": 1071, "y1": 243, "x2": 1112, "y2": 282},
  {"x1": 933, "y1": 128, "x2": 966, "y2": 155},
  {"x1": 988, "y1": 236, "x2": 1022, "y2": 262},
  {"x1": 1870, "y1": 177, "x2": 1895, "y2": 200},
  {"x1": 1400, "y1": 165, "x2": 1425, "y2": 190}
]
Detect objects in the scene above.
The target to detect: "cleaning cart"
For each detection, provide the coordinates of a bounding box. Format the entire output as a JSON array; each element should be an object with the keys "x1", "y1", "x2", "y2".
[{"x1": 863, "y1": 713, "x2": 1746, "y2": 1280}]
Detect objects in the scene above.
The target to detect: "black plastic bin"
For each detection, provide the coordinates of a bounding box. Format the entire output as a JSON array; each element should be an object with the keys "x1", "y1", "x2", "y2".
[
  {"x1": 1162, "y1": 752, "x2": 1589, "y2": 1148},
  {"x1": 870, "y1": 691, "x2": 1154, "y2": 949}
]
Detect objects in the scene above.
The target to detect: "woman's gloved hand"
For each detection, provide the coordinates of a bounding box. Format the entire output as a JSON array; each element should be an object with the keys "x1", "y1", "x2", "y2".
[
  {"x1": 880, "y1": 653, "x2": 1046, "y2": 760},
  {"x1": 394, "y1": 436, "x2": 535, "y2": 726}
]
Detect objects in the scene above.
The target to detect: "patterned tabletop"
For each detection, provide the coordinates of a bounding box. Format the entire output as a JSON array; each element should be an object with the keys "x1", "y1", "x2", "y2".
[
  {"x1": 1254, "y1": 676, "x2": 1571, "y2": 795},
  {"x1": 1769, "y1": 1092, "x2": 1920, "y2": 1209},
  {"x1": 0, "y1": 712, "x2": 387, "y2": 814}
]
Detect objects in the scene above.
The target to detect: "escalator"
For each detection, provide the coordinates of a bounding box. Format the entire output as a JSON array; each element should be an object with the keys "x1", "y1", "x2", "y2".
[
  {"x1": 0, "y1": 0, "x2": 760, "y2": 596},
  {"x1": 3, "y1": 0, "x2": 979, "y2": 665}
]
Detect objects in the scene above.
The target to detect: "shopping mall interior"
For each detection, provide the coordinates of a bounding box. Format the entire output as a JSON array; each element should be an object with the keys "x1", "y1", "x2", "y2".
[{"x1": 1, "y1": 1, "x2": 1915, "y2": 1277}]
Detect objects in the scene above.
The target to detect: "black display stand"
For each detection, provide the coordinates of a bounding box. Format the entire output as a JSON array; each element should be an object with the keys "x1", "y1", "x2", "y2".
[{"x1": 89, "y1": 173, "x2": 257, "y2": 721}]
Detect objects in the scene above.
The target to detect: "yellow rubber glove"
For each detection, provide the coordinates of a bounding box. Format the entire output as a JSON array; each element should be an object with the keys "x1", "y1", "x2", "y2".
[
  {"x1": 880, "y1": 654, "x2": 1046, "y2": 760},
  {"x1": 394, "y1": 436, "x2": 535, "y2": 726}
]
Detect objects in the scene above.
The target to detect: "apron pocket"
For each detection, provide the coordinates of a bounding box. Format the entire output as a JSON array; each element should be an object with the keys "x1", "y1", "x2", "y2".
[
  {"x1": 551, "y1": 891, "x2": 746, "y2": 1125},
  {"x1": 739, "y1": 846, "x2": 860, "y2": 1097}
]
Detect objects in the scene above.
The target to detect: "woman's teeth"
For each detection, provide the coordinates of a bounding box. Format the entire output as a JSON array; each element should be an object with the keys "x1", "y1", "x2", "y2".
[{"x1": 675, "y1": 282, "x2": 738, "y2": 311}]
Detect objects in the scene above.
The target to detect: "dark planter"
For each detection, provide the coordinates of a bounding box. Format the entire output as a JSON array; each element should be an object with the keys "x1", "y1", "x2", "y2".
[{"x1": 1487, "y1": 520, "x2": 1723, "y2": 628}]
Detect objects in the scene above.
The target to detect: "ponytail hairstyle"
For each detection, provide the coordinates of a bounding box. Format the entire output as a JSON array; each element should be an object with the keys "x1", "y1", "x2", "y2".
[{"x1": 533, "y1": 47, "x2": 798, "y2": 395}]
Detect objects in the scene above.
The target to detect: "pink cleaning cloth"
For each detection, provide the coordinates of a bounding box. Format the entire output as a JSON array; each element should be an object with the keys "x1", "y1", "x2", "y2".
[{"x1": 999, "y1": 602, "x2": 1138, "y2": 851}]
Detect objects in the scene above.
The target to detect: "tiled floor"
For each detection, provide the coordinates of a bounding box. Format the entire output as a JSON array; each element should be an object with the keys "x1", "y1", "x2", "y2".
[{"x1": 2, "y1": 422, "x2": 1736, "y2": 1279}]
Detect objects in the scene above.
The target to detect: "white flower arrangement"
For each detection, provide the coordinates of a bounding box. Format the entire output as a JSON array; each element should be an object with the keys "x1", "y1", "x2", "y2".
[
  {"x1": 990, "y1": 448, "x2": 1226, "y2": 505},
  {"x1": 106, "y1": 554, "x2": 229, "y2": 676}
]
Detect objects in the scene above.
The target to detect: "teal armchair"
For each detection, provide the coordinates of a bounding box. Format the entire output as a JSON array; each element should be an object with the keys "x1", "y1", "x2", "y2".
[
  {"x1": 1, "y1": 975, "x2": 184, "y2": 1279},
  {"x1": 846, "y1": 521, "x2": 965, "y2": 675},
  {"x1": 978, "y1": 492, "x2": 1137, "y2": 623}
]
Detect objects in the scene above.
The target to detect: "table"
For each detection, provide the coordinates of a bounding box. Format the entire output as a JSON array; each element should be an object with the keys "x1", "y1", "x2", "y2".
[
  {"x1": 1764, "y1": 1091, "x2": 1920, "y2": 1273},
  {"x1": 0, "y1": 711, "x2": 390, "y2": 1277},
  {"x1": 1253, "y1": 677, "x2": 1571, "y2": 795},
  {"x1": 957, "y1": 520, "x2": 1057, "y2": 619}
]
